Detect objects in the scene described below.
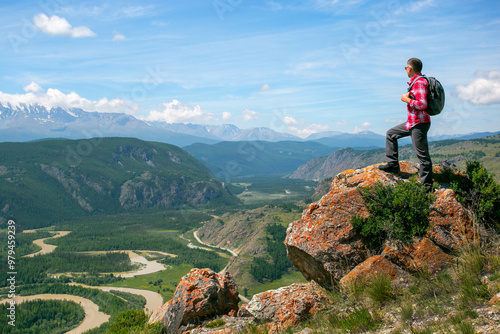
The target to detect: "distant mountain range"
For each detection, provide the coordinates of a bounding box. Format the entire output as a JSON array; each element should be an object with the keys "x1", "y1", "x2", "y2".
[
  {"x1": 0, "y1": 103, "x2": 216, "y2": 147},
  {"x1": 0, "y1": 103, "x2": 497, "y2": 148},
  {"x1": 288, "y1": 134, "x2": 500, "y2": 181}
]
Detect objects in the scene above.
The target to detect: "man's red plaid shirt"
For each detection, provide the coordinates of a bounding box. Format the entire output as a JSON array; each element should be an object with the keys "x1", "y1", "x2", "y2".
[{"x1": 406, "y1": 74, "x2": 431, "y2": 130}]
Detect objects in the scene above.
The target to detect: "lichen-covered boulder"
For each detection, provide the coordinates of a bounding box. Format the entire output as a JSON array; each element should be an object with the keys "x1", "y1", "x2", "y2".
[
  {"x1": 285, "y1": 162, "x2": 480, "y2": 289},
  {"x1": 148, "y1": 268, "x2": 239, "y2": 333},
  {"x1": 238, "y1": 283, "x2": 329, "y2": 333}
]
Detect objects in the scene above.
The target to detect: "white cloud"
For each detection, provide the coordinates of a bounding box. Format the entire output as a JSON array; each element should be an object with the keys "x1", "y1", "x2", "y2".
[
  {"x1": 33, "y1": 14, "x2": 96, "y2": 38},
  {"x1": 113, "y1": 33, "x2": 126, "y2": 41},
  {"x1": 222, "y1": 112, "x2": 232, "y2": 121},
  {"x1": 242, "y1": 109, "x2": 259, "y2": 121},
  {"x1": 352, "y1": 122, "x2": 372, "y2": 133},
  {"x1": 146, "y1": 100, "x2": 215, "y2": 124},
  {"x1": 287, "y1": 123, "x2": 330, "y2": 138},
  {"x1": 259, "y1": 83, "x2": 271, "y2": 92},
  {"x1": 0, "y1": 84, "x2": 137, "y2": 114},
  {"x1": 456, "y1": 71, "x2": 500, "y2": 105},
  {"x1": 283, "y1": 116, "x2": 299, "y2": 125},
  {"x1": 23, "y1": 81, "x2": 43, "y2": 93},
  {"x1": 282, "y1": 116, "x2": 329, "y2": 138}
]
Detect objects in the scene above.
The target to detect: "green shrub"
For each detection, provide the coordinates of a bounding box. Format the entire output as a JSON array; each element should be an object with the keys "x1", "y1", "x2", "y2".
[
  {"x1": 107, "y1": 309, "x2": 148, "y2": 334},
  {"x1": 351, "y1": 179, "x2": 435, "y2": 250},
  {"x1": 456, "y1": 244, "x2": 490, "y2": 310},
  {"x1": 451, "y1": 160, "x2": 500, "y2": 231},
  {"x1": 328, "y1": 307, "x2": 380, "y2": 332},
  {"x1": 399, "y1": 300, "x2": 414, "y2": 323},
  {"x1": 365, "y1": 273, "x2": 394, "y2": 304}
]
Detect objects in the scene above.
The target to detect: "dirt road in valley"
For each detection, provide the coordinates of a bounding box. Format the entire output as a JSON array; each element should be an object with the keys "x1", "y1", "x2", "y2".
[
  {"x1": 0, "y1": 294, "x2": 109, "y2": 334},
  {"x1": 193, "y1": 230, "x2": 238, "y2": 257}
]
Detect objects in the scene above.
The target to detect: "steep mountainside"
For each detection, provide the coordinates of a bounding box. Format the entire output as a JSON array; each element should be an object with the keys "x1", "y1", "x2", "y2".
[
  {"x1": 308, "y1": 130, "x2": 386, "y2": 148},
  {"x1": 196, "y1": 205, "x2": 304, "y2": 288},
  {"x1": 0, "y1": 137, "x2": 238, "y2": 229},
  {"x1": 184, "y1": 140, "x2": 335, "y2": 178},
  {"x1": 288, "y1": 135, "x2": 500, "y2": 181},
  {"x1": 287, "y1": 147, "x2": 385, "y2": 180}
]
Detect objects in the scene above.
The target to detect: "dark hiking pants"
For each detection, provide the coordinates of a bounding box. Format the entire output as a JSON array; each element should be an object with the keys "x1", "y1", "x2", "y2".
[{"x1": 385, "y1": 122, "x2": 433, "y2": 186}]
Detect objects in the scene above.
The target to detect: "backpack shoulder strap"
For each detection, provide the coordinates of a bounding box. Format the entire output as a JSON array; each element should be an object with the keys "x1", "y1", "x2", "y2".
[{"x1": 407, "y1": 75, "x2": 426, "y2": 91}]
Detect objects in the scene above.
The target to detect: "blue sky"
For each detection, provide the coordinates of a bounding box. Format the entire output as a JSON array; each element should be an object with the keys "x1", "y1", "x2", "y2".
[{"x1": 1, "y1": 0, "x2": 499, "y2": 137}]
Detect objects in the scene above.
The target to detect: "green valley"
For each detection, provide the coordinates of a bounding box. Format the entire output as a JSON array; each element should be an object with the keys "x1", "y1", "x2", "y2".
[{"x1": 1, "y1": 134, "x2": 499, "y2": 333}]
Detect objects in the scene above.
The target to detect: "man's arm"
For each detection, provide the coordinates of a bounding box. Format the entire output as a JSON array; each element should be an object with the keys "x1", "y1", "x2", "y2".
[{"x1": 405, "y1": 79, "x2": 428, "y2": 110}]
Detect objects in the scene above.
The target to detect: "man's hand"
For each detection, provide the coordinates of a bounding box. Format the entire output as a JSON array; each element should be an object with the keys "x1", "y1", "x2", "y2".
[{"x1": 401, "y1": 93, "x2": 412, "y2": 104}]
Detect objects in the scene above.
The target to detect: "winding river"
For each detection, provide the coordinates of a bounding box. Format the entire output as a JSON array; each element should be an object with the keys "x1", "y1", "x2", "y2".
[
  {"x1": 16, "y1": 230, "x2": 168, "y2": 333},
  {"x1": 0, "y1": 294, "x2": 109, "y2": 334},
  {"x1": 17, "y1": 228, "x2": 243, "y2": 332}
]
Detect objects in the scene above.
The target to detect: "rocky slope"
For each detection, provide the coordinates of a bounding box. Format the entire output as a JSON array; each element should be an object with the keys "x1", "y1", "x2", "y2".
[
  {"x1": 149, "y1": 162, "x2": 500, "y2": 333},
  {"x1": 287, "y1": 147, "x2": 385, "y2": 180},
  {"x1": 285, "y1": 162, "x2": 477, "y2": 289},
  {"x1": 196, "y1": 205, "x2": 304, "y2": 289}
]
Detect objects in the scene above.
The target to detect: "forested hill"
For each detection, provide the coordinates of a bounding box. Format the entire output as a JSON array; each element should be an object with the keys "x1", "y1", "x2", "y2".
[{"x1": 0, "y1": 137, "x2": 239, "y2": 229}]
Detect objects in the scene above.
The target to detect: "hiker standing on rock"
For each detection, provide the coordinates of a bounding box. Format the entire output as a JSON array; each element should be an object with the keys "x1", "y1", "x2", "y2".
[{"x1": 379, "y1": 57, "x2": 433, "y2": 191}]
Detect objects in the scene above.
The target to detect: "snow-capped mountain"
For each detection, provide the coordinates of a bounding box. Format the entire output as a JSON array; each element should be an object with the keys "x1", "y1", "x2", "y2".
[
  {"x1": 0, "y1": 103, "x2": 301, "y2": 145},
  {"x1": 1, "y1": 103, "x2": 493, "y2": 147},
  {"x1": 0, "y1": 103, "x2": 216, "y2": 146},
  {"x1": 149, "y1": 122, "x2": 301, "y2": 142}
]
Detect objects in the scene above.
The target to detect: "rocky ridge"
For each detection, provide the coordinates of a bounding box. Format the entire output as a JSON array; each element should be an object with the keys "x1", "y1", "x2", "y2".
[
  {"x1": 285, "y1": 162, "x2": 477, "y2": 289},
  {"x1": 149, "y1": 162, "x2": 500, "y2": 333}
]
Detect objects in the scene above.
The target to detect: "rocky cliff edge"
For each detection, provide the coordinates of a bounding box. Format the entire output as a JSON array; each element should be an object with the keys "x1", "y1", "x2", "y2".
[{"x1": 149, "y1": 162, "x2": 500, "y2": 333}]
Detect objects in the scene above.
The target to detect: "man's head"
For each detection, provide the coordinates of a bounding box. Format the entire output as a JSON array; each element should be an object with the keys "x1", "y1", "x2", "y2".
[{"x1": 406, "y1": 58, "x2": 423, "y2": 76}]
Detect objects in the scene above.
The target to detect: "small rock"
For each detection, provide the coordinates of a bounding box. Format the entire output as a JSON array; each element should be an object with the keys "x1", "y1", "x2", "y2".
[{"x1": 489, "y1": 292, "x2": 500, "y2": 306}]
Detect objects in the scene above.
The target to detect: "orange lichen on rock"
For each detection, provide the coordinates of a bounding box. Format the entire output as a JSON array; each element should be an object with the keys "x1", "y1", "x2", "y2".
[
  {"x1": 285, "y1": 161, "x2": 480, "y2": 289},
  {"x1": 238, "y1": 283, "x2": 329, "y2": 333},
  {"x1": 148, "y1": 268, "x2": 239, "y2": 333},
  {"x1": 427, "y1": 189, "x2": 478, "y2": 252},
  {"x1": 339, "y1": 255, "x2": 399, "y2": 287},
  {"x1": 489, "y1": 292, "x2": 500, "y2": 306},
  {"x1": 382, "y1": 238, "x2": 454, "y2": 272}
]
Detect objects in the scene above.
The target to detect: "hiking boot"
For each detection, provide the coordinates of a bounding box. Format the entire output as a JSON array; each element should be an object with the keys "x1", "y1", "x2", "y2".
[{"x1": 378, "y1": 163, "x2": 400, "y2": 174}]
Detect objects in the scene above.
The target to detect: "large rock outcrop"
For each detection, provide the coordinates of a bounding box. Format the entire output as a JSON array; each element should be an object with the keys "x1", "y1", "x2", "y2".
[
  {"x1": 285, "y1": 162, "x2": 479, "y2": 289},
  {"x1": 149, "y1": 268, "x2": 239, "y2": 333}
]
